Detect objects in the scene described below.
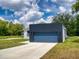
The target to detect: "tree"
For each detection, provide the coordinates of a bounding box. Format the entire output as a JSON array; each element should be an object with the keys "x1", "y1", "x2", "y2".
[
  {"x1": 7, "y1": 22, "x2": 24, "y2": 36},
  {"x1": 0, "y1": 19, "x2": 24, "y2": 36},
  {"x1": 12, "y1": 23, "x2": 24, "y2": 35},
  {"x1": 72, "y1": 0, "x2": 79, "y2": 35},
  {"x1": 72, "y1": 0, "x2": 79, "y2": 12},
  {"x1": 75, "y1": 14, "x2": 79, "y2": 35},
  {"x1": 52, "y1": 13, "x2": 76, "y2": 36},
  {"x1": 0, "y1": 20, "x2": 8, "y2": 35}
]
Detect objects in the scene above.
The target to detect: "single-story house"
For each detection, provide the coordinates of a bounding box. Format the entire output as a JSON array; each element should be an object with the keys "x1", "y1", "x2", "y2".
[{"x1": 28, "y1": 23, "x2": 67, "y2": 43}]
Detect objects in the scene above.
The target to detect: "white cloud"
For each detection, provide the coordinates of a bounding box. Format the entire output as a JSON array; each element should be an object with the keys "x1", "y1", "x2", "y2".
[
  {"x1": 14, "y1": 11, "x2": 24, "y2": 16},
  {"x1": 20, "y1": 9, "x2": 43, "y2": 23},
  {"x1": 0, "y1": 0, "x2": 43, "y2": 24},
  {"x1": 34, "y1": 18, "x2": 47, "y2": 24},
  {"x1": 0, "y1": 0, "x2": 35, "y2": 11},
  {"x1": 59, "y1": 6, "x2": 66, "y2": 13},
  {"x1": 65, "y1": 0, "x2": 75, "y2": 3},
  {"x1": 0, "y1": 17, "x2": 10, "y2": 22},
  {"x1": 40, "y1": 0, "x2": 76, "y2": 14},
  {"x1": 0, "y1": 0, "x2": 44, "y2": 28},
  {"x1": 0, "y1": 0, "x2": 76, "y2": 18},
  {"x1": 51, "y1": 0, "x2": 57, "y2": 2},
  {"x1": 46, "y1": 16, "x2": 53, "y2": 23},
  {"x1": 46, "y1": 9, "x2": 52, "y2": 12},
  {"x1": 69, "y1": 9, "x2": 72, "y2": 13},
  {"x1": 19, "y1": 3, "x2": 44, "y2": 28},
  {"x1": 34, "y1": 16, "x2": 53, "y2": 24},
  {"x1": 0, "y1": 17, "x2": 5, "y2": 21},
  {"x1": 9, "y1": 0, "x2": 21, "y2": 4},
  {"x1": 13, "y1": 19, "x2": 20, "y2": 24}
]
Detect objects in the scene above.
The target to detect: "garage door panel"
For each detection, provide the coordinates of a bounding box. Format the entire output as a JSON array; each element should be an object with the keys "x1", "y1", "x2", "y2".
[
  {"x1": 35, "y1": 32, "x2": 57, "y2": 36},
  {"x1": 34, "y1": 32, "x2": 58, "y2": 42},
  {"x1": 34, "y1": 36, "x2": 58, "y2": 42}
]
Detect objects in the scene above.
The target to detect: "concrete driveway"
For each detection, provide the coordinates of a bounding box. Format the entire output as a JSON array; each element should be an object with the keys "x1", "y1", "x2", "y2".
[{"x1": 0, "y1": 42, "x2": 57, "y2": 59}]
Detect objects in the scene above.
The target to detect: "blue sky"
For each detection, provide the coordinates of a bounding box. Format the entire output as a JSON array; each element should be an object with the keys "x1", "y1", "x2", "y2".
[{"x1": 0, "y1": 0, "x2": 76, "y2": 24}]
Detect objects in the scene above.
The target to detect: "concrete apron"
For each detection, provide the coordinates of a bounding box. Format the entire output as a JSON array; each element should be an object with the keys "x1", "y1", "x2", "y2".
[{"x1": 0, "y1": 42, "x2": 57, "y2": 59}]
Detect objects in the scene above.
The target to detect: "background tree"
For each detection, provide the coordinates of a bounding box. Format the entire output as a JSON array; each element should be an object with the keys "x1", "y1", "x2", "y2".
[
  {"x1": 75, "y1": 14, "x2": 79, "y2": 35},
  {"x1": 0, "y1": 20, "x2": 8, "y2": 36},
  {"x1": 52, "y1": 13, "x2": 76, "y2": 36},
  {"x1": 72, "y1": 0, "x2": 79, "y2": 12},
  {"x1": 0, "y1": 19, "x2": 24, "y2": 36},
  {"x1": 72, "y1": 0, "x2": 79, "y2": 35},
  {"x1": 7, "y1": 22, "x2": 24, "y2": 36}
]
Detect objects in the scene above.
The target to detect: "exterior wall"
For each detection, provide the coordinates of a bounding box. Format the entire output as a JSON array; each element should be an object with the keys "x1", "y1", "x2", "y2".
[
  {"x1": 29, "y1": 23, "x2": 66, "y2": 42},
  {"x1": 62, "y1": 26, "x2": 65, "y2": 42},
  {"x1": 24, "y1": 31, "x2": 29, "y2": 39},
  {"x1": 61, "y1": 25, "x2": 67, "y2": 42},
  {"x1": 29, "y1": 24, "x2": 62, "y2": 32}
]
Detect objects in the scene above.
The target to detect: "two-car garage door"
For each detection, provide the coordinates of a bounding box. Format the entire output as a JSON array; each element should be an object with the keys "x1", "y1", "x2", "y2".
[{"x1": 34, "y1": 32, "x2": 58, "y2": 42}]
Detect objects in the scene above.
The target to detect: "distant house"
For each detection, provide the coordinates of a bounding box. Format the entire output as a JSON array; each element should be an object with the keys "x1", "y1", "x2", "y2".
[{"x1": 28, "y1": 23, "x2": 67, "y2": 42}]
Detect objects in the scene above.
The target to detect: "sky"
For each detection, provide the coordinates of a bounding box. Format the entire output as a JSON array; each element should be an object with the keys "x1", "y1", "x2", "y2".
[{"x1": 0, "y1": 0, "x2": 76, "y2": 25}]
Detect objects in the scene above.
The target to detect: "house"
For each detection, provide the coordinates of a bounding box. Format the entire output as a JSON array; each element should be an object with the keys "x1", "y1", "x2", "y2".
[{"x1": 28, "y1": 23, "x2": 67, "y2": 43}]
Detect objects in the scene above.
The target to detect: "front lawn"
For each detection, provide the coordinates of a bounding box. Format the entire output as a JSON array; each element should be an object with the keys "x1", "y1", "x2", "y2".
[
  {"x1": 0, "y1": 39, "x2": 26, "y2": 49},
  {"x1": 41, "y1": 36, "x2": 79, "y2": 59},
  {"x1": 0, "y1": 36, "x2": 23, "y2": 39}
]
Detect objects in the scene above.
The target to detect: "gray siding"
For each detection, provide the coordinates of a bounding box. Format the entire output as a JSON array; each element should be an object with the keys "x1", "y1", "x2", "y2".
[{"x1": 29, "y1": 24, "x2": 62, "y2": 32}]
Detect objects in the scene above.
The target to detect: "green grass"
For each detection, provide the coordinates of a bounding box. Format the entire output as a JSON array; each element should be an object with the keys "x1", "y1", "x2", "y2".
[
  {"x1": 0, "y1": 36, "x2": 23, "y2": 39},
  {"x1": 0, "y1": 39, "x2": 26, "y2": 49},
  {"x1": 41, "y1": 36, "x2": 79, "y2": 59}
]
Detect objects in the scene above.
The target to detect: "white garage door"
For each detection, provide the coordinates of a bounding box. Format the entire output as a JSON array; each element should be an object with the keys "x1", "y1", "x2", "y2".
[{"x1": 34, "y1": 32, "x2": 58, "y2": 42}]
